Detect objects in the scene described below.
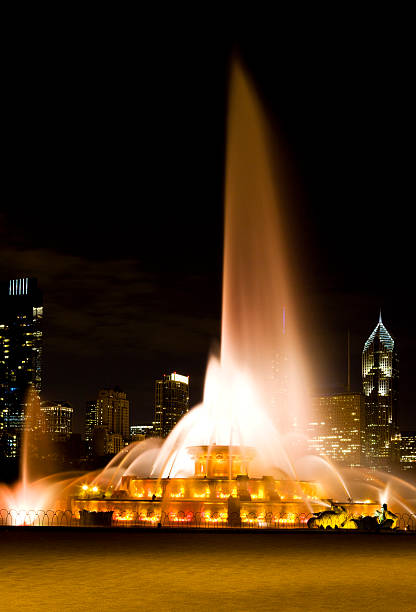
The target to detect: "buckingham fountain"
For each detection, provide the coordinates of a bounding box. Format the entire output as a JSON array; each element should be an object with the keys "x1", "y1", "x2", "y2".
[{"x1": 1, "y1": 63, "x2": 415, "y2": 529}]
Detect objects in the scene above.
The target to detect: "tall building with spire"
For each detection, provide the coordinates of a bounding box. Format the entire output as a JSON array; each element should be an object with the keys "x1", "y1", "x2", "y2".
[{"x1": 362, "y1": 313, "x2": 399, "y2": 470}]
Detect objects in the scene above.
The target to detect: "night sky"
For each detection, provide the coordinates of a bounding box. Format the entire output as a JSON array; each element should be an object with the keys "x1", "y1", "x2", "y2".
[{"x1": 2, "y1": 16, "x2": 415, "y2": 431}]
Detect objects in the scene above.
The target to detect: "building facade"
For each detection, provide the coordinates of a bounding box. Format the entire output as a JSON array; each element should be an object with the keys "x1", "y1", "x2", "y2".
[
  {"x1": 154, "y1": 372, "x2": 189, "y2": 438},
  {"x1": 0, "y1": 278, "x2": 43, "y2": 455},
  {"x1": 40, "y1": 401, "x2": 73, "y2": 440},
  {"x1": 96, "y1": 387, "x2": 130, "y2": 441},
  {"x1": 308, "y1": 392, "x2": 365, "y2": 467},
  {"x1": 92, "y1": 427, "x2": 124, "y2": 456},
  {"x1": 400, "y1": 431, "x2": 416, "y2": 472},
  {"x1": 362, "y1": 314, "x2": 399, "y2": 470},
  {"x1": 84, "y1": 401, "x2": 98, "y2": 445}
]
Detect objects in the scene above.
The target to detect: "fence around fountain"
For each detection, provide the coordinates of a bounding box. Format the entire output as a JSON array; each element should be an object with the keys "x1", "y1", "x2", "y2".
[{"x1": 1, "y1": 508, "x2": 415, "y2": 531}]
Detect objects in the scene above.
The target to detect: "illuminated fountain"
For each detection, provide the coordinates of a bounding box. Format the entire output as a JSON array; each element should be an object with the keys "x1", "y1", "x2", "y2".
[
  {"x1": 70, "y1": 63, "x2": 415, "y2": 529},
  {"x1": 69, "y1": 62, "x2": 319, "y2": 526},
  {"x1": 2, "y1": 62, "x2": 415, "y2": 529}
]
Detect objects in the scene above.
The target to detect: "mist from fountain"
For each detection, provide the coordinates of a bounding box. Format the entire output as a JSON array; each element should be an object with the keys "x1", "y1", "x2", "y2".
[{"x1": 0, "y1": 386, "x2": 86, "y2": 522}]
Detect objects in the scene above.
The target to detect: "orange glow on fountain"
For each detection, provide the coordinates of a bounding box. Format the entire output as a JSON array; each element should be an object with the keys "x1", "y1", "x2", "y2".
[
  {"x1": 74, "y1": 442, "x2": 322, "y2": 526},
  {"x1": 188, "y1": 445, "x2": 255, "y2": 479}
]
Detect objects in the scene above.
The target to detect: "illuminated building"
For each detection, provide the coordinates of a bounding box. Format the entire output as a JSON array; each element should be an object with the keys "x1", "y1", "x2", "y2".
[
  {"x1": 0, "y1": 278, "x2": 43, "y2": 454},
  {"x1": 84, "y1": 401, "x2": 98, "y2": 446},
  {"x1": 130, "y1": 424, "x2": 153, "y2": 441},
  {"x1": 400, "y1": 431, "x2": 416, "y2": 472},
  {"x1": 308, "y1": 393, "x2": 365, "y2": 467},
  {"x1": 362, "y1": 313, "x2": 399, "y2": 470},
  {"x1": 0, "y1": 431, "x2": 18, "y2": 459},
  {"x1": 40, "y1": 401, "x2": 73, "y2": 440},
  {"x1": 153, "y1": 372, "x2": 189, "y2": 438},
  {"x1": 0, "y1": 324, "x2": 7, "y2": 433},
  {"x1": 85, "y1": 389, "x2": 130, "y2": 457},
  {"x1": 96, "y1": 387, "x2": 130, "y2": 441}
]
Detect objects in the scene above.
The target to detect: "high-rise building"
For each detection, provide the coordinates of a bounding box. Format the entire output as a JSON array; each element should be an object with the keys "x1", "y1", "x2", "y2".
[
  {"x1": 362, "y1": 313, "x2": 399, "y2": 470},
  {"x1": 154, "y1": 372, "x2": 189, "y2": 438},
  {"x1": 84, "y1": 401, "x2": 98, "y2": 444},
  {"x1": 0, "y1": 323, "x2": 7, "y2": 433},
  {"x1": 308, "y1": 392, "x2": 365, "y2": 467},
  {"x1": 400, "y1": 431, "x2": 416, "y2": 472},
  {"x1": 96, "y1": 387, "x2": 130, "y2": 440},
  {"x1": 0, "y1": 278, "x2": 43, "y2": 447},
  {"x1": 40, "y1": 401, "x2": 73, "y2": 440}
]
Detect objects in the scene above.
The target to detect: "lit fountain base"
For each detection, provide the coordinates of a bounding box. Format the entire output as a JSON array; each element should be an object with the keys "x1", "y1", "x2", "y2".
[{"x1": 72, "y1": 446, "x2": 381, "y2": 527}]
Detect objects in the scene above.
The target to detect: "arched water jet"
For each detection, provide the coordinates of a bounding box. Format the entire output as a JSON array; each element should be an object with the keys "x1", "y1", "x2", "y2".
[{"x1": 295, "y1": 455, "x2": 352, "y2": 501}]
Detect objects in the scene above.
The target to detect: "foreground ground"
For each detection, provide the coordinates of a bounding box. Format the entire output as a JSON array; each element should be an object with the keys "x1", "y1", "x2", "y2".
[{"x1": 1, "y1": 528, "x2": 415, "y2": 611}]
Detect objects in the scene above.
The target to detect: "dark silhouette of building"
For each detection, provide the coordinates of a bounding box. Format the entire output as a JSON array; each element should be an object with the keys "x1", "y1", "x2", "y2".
[
  {"x1": 92, "y1": 427, "x2": 124, "y2": 456},
  {"x1": 362, "y1": 313, "x2": 399, "y2": 470},
  {"x1": 153, "y1": 372, "x2": 189, "y2": 438}
]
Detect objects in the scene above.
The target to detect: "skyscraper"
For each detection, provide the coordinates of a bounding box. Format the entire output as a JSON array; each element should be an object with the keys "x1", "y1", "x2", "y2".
[
  {"x1": 84, "y1": 401, "x2": 98, "y2": 445},
  {"x1": 400, "y1": 431, "x2": 416, "y2": 472},
  {"x1": 96, "y1": 387, "x2": 130, "y2": 440},
  {"x1": 153, "y1": 373, "x2": 189, "y2": 438},
  {"x1": 0, "y1": 278, "x2": 43, "y2": 452},
  {"x1": 40, "y1": 401, "x2": 73, "y2": 440},
  {"x1": 362, "y1": 313, "x2": 399, "y2": 470}
]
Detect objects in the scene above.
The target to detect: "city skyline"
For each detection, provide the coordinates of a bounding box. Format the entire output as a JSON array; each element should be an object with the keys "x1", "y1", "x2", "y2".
[
  {"x1": 3, "y1": 279, "x2": 412, "y2": 473},
  {"x1": 0, "y1": 265, "x2": 414, "y2": 435},
  {"x1": 1, "y1": 277, "x2": 414, "y2": 439}
]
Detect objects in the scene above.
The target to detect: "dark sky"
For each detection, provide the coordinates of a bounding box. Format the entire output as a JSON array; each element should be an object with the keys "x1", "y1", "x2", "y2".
[{"x1": 1, "y1": 15, "x2": 415, "y2": 431}]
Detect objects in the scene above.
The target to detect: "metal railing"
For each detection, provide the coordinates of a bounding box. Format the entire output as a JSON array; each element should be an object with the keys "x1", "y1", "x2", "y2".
[{"x1": 1, "y1": 508, "x2": 415, "y2": 531}]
